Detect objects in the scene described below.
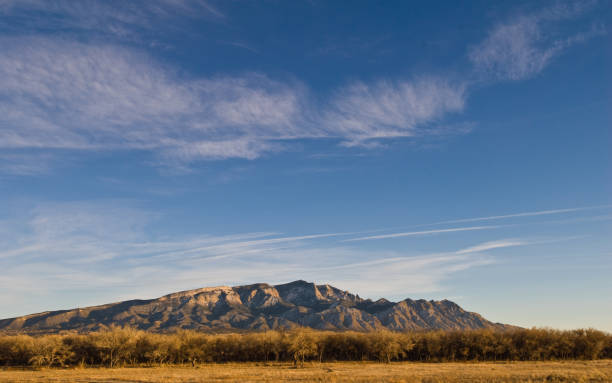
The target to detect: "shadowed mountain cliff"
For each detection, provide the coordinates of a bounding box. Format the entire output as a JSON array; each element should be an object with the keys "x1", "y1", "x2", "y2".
[{"x1": 0, "y1": 280, "x2": 510, "y2": 334}]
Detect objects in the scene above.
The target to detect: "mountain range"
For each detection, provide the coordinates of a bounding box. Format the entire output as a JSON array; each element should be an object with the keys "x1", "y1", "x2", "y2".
[{"x1": 0, "y1": 280, "x2": 510, "y2": 334}]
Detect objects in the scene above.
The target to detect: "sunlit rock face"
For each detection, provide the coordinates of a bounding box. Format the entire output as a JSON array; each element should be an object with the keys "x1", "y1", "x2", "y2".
[{"x1": 0, "y1": 281, "x2": 510, "y2": 334}]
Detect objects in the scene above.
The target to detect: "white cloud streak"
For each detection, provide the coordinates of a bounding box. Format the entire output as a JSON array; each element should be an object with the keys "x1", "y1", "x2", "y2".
[
  {"x1": 344, "y1": 226, "x2": 498, "y2": 242},
  {"x1": 0, "y1": 202, "x2": 520, "y2": 316},
  {"x1": 0, "y1": 38, "x2": 310, "y2": 160},
  {"x1": 0, "y1": 0, "x2": 224, "y2": 40},
  {"x1": 469, "y1": 2, "x2": 605, "y2": 81},
  {"x1": 1, "y1": 200, "x2": 598, "y2": 316},
  {"x1": 324, "y1": 78, "x2": 467, "y2": 147},
  {"x1": 0, "y1": 2, "x2": 604, "y2": 172},
  {"x1": 0, "y1": 37, "x2": 468, "y2": 165},
  {"x1": 456, "y1": 239, "x2": 526, "y2": 254},
  {"x1": 421, "y1": 205, "x2": 612, "y2": 226},
  {"x1": 0, "y1": 152, "x2": 60, "y2": 175}
]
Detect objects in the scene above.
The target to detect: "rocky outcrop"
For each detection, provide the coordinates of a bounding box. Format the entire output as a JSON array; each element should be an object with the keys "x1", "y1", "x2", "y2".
[{"x1": 0, "y1": 280, "x2": 510, "y2": 334}]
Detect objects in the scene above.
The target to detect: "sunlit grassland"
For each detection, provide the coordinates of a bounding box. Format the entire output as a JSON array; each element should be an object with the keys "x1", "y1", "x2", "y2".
[{"x1": 1, "y1": 360, "x2": 611, "y2": 383}]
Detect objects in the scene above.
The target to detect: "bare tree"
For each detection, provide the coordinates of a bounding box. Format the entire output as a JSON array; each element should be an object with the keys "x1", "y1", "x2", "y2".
[
  {"x1": 28, "y1": 336, "x2": 72, "y2": 367},
  {"x1": 289, "y1": 329, "x2": 317, "y2": 367}
]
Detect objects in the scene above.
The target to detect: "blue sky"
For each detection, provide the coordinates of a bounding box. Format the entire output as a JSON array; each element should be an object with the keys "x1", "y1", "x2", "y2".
[{"x1": 0, "y1": 0, "x2": 610, "y2": 331}]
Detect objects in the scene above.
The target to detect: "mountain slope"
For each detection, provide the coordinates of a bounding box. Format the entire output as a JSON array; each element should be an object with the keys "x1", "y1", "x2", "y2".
[{"x1": 0, "y1": 280, "x2": 510, "y2": 334}]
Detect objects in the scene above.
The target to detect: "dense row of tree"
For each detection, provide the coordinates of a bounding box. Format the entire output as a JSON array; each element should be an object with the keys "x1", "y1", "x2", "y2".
[{"x1": 0, "y1": 327, "x2": 610, "y2": 367}]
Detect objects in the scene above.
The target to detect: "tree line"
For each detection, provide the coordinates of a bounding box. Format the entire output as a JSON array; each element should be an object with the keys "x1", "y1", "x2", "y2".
[{"x1": 0, "y1": 327, "x2": 610, "y2": 367}]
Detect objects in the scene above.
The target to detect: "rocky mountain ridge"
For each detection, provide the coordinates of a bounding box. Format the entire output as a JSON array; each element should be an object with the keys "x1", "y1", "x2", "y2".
[{"x1": 0, "y1": 280, "x2": 510, "y2": 334}]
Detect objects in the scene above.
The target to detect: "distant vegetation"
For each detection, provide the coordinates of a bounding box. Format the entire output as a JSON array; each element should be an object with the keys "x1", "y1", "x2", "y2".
[{"x1": 0, "y1": 327, "x2": 610, "y2": 367}]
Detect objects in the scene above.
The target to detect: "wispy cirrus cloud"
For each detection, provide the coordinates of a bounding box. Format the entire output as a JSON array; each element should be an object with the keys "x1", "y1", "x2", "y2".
[
  {"x1": 0, "y1": 0, "x2": 224, "y2": 40},
  {"x1": 344, "y1": 225, "x2": 498, "y2": 242},
  {"x1": 1, "y1": 199, "x2": 602, "y2": 315},
  {"x1": 420, "y1": 205, "x2": 612, "y2": 226},
  {"x1": 456, "y1": 239, "x2": 527, "y2": 254},
  {"x1": 325, "y1": 236, "x2": 536, "y2": 297},
  {"x1": 0, "y1": 152, "x2": 61, "y2": 176},
  {"x1": 0, "y1": 1, "x2": 606, "y2": 173},
  {"x1": 0, "y1": 38, "x2": 309, "y2": 161},
  {"x1": 469, "y1": 1, "x2": 606, "y2": 81},
  {"x1": 0, "y1": 37, "x2": 465, "y2": 165},
  {"x1": 323, "y1": 78, "x2": 467, "y2": 147},
  {"x1": 0, "y1": 201, "x2": 522, "y2": 315}
]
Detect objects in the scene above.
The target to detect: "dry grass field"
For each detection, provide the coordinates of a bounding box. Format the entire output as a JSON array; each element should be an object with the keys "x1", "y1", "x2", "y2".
[{"x1": 1, "y1": 361, "x2": 611, "y2": 383}]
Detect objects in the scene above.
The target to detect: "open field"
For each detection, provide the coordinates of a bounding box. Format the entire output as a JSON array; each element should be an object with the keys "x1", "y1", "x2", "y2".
[{"x1": 1, "y1": 361, "x2": 612, "y2": 383}]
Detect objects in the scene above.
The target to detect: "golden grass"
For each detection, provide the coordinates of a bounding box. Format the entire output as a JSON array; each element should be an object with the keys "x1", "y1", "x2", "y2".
[{"x1": 1, "y1": 360, "x2": 611, "y2": 383}]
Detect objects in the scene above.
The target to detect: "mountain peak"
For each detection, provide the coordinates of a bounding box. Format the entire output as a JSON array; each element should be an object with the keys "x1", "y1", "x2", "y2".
[
  {"x1": 0, "y1": 281, "x2": 511, "y2": 334},
  {"x1": 278, "y1": 279, "x2": 311, "y2": 286}
]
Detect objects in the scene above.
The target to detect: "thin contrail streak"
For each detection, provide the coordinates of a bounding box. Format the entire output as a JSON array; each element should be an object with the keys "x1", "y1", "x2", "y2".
[
  {"x1": 344, "y1": 225, "x2": 498, "y2": 242},
  {"x1": 417, "y1": 205, "x2": 612, "y2": 227}
]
